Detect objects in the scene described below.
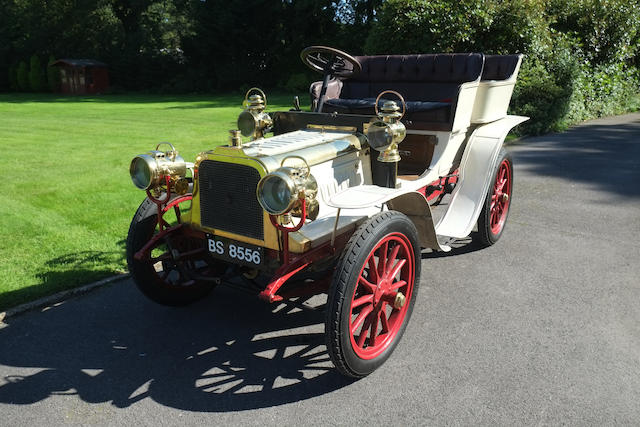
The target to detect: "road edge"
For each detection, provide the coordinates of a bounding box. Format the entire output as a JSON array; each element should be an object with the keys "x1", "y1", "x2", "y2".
[{"x1": 0, "y1": 273, "x2": 130, "y2": 323}]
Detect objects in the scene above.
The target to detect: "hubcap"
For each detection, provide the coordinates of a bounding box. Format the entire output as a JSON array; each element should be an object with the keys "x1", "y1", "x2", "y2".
[
  {"x1": 489, "y1": 159, "x2": 512, "y2": 235},
  {"x1": 348, "y1": 233, "x2": 415, "y2": 360}
]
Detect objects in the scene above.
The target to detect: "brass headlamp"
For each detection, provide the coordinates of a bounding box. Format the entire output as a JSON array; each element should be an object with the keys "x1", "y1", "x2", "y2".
[
  {"x1": 256, "y1": 156, "x2": 319, "y2": 220},
  {"x1": 237, "y1": 87, "x2": 273, "y2": 141},
  {"x1": 129, "y1": 142, "x2": 191, "y2": 195},
  {"x1": 366, "y1": 90, "x2": 407, "y2": 163}
]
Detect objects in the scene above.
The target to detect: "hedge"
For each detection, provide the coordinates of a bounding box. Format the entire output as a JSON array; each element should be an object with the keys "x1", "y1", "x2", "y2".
[{"x1": 366, "y1": 0, "x2": 640, "y2": 135}]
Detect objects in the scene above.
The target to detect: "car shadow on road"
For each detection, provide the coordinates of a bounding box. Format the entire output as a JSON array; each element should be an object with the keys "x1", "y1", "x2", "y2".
[
  {"x1": 421, "y1": 236, "x2": 486, "y2": 259},
  {"x1": 0, "y1": 282, "x2": 354, "y2": 412}
]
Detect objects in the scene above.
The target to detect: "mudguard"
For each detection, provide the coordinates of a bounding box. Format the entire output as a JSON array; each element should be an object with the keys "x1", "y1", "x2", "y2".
[{"x1": 434, "y1": 115, "x2": 528, "y2": 238}]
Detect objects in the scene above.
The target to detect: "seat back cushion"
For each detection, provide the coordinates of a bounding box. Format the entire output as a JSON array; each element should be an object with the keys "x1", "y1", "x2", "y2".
[
  {"x1": 482, "y1": 54, "x2": 522, "y2": 81},
  {"x1": 340, "y1": 53, "x2": 484, "y2": 101}
]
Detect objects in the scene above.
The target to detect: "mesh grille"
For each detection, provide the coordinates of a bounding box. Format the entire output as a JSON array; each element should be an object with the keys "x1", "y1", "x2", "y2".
[{"x1": 199, "y1": 160, "x2": 263, "y2": 240}]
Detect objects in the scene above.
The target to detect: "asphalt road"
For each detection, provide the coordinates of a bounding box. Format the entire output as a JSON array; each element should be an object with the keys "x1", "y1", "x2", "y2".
[{"x1": 1, "y1": 114, "x2": 639, "y2": 425}]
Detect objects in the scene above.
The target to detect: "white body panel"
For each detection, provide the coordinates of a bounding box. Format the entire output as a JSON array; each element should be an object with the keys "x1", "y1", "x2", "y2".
[
  {"x1": 325, "y1": 116, "x2": 527, "y2": 249},
  {"x1": 452, "y1": 82, "x2": 480, "y2": 132},
  {"x1": 471, "y1": 56, "x2": 523, "y2": 124}
]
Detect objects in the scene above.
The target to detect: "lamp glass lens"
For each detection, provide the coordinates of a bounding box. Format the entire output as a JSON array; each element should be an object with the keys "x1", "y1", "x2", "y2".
[
  {"x1": 260, "y1": 175, "x2": 292, "y2": 214},
  {"x1": 131, "y1": 157, "x2": 152, "y2": 189},
  {"x1": 238, "y1": 111, "x2": 257, "y2": 137},
  {"x1": 367, "y1": 124, "x2": 392, "y2": 150}
]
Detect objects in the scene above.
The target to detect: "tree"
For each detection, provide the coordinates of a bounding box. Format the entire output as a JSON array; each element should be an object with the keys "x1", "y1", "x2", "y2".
[
  {"x1": 16, "y1": 61, "x2": 29, "y2": 91},
  {"x1": 29, "y1": 54, "x2": 46, "y2": 92},
  {"x1": 8, "y1": 64, "x2": 18, "y2": 91}
]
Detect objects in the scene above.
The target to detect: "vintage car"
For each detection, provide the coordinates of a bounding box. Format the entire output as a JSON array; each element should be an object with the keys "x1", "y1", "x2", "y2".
[{"x1": 126, "y1": 46, "x2": 527, "y2": 378}]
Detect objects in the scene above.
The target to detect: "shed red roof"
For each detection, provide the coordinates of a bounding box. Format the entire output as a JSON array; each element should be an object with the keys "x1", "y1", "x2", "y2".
[{"x1": 51, "y1": 59, "x2": 107, "y2": 68}]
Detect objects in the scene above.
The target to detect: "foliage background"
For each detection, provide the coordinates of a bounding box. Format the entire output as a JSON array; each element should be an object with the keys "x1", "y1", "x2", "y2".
[{"x1": 1, "y1": 0, "x2": 639, "y2": 134}]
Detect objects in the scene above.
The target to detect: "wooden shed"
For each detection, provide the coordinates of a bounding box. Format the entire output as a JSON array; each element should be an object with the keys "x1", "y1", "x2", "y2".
[{"x1": 51, "y1": 59, "x2": 109, "y2": 94}]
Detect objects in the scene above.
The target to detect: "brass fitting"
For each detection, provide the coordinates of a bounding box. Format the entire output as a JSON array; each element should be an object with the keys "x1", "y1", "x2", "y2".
[
  {"x1": 393, "y1": 292, "x2": 406, "y2": 309},
  {"x1": 238, "y1": 88, "x2": 273, "y2": 140},
  {"x1": 229, "y1": 129, "x2": 242, "y2": 147}
]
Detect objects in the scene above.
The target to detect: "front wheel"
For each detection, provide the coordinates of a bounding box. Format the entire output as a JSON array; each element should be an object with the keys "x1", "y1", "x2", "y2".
[
  {"x1": 126, "y1": 197, "x2": 222, "y2": 306},
  {"x1": 476, "y1": 149, "x2": 513, "y2": 246},
  {"x1": 326, "y1": 211, "x2": 421, "y2": 378}
]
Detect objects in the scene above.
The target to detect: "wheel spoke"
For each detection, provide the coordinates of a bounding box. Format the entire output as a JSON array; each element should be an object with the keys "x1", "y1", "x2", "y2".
[
  {"x1": 351, "y1": 305, "x2": 373, "y2": 334},
  {"x1": 358, "y1": 275, "x2": 376, "y2": 293},
  {"x1": 352, "y1": 294, "x2": 374, "y2": 309},
  {"x1": 387, "y1": 280, "x2": 407, "y2": 292},
  {"x1": 369, "y1": 313, "x2": 380, "y2": 347},
  {"x1": 387, "y1": 258, "x2": 406, "y2": 280},
  {"x1": 378, "y1": 241, "x2": 388, "y2": 277},
  {"x1": 385, "y1": 244, "x2": 401, "y2": 276},
  {"x1": 356, "y1": 316, "x2": 372, "y2": 347},
  {"x1": 367, "y1": 256, "x2": 379, "y2": 284},
  {"x1": 379, "y1": 304, "x2": 390, "y2": 333}
]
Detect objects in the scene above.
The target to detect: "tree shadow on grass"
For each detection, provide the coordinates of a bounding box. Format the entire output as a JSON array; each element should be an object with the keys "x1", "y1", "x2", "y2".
[
  {"x1": 0, "y1": 93, "x2": 297, "y2": 109},
  {"x1": 0, "y1": 251, "x2": 125, "y2": 312},
  {"x1": 0, "y1": 280, "x2": 352, "y2": 412}
]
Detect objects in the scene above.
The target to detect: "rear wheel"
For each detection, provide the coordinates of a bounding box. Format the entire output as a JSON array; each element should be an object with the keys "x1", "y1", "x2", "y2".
[
  {"x1": 476, "y1": 149, "x2": 513, "y2": 246},
  {"x1": 326, "y1": 211, "x2": 420, "y2": 378},
  {"x1": 126, "y1": 197, "x2": 223, "y2": 306}
]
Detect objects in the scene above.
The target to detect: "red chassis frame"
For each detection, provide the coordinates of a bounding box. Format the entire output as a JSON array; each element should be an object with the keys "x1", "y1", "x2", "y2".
[{"x1": 134, "y1": 184, "x2": 350, "y2": 304}]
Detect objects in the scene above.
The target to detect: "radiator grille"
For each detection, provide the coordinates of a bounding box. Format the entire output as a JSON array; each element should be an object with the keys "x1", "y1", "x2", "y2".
[{"x1": 198, "y1": 160, "x2": 263, "y2": 240}]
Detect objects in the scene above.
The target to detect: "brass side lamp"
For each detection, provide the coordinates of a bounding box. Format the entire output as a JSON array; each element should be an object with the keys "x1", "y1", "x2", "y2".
[
  {"x1": 237, "y1": 87, "x2": 273, "y2": 140},
  {"x1": 366, "y1": 90, "x2": 407, "y2": 163}
]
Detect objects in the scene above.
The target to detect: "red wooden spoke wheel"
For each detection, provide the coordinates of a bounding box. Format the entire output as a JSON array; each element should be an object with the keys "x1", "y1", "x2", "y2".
[
  {"x1": 490, "y1": 158, "x2": 512, "y2": 235},
  {"x1": 349, "y1": 233, "x2": 414, "y2": 359},
  {"x1": 477, "y1": 149, "x2": 514, "y2": 246},
  {"x1": 326, "y1": 211, "x2": 421, "y2": 378}
]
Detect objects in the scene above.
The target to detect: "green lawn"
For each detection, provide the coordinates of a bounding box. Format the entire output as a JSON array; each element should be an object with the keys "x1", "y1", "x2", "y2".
[{"x1": 0, "y1": 92, "x2": 299, "y2": 311}]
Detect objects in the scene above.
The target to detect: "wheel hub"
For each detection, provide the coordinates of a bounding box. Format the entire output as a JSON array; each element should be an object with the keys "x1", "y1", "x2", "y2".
[
  {"x1": 374, "y1": 279, "x2": 388, "y2": 303},
  {"x1": 393, "y1": 292, "x2": 406, "y2": 309}
]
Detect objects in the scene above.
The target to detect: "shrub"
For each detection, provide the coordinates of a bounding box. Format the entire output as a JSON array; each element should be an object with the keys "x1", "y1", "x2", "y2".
[
  {"x1": 283, "y1": 72, "x2": 311, "y2": 93},
  {"x1": 365, "y1": 0, "x2": 493, "y2": 54},
  {"x1": 16, "y1": 61, "x2": 29, "y2": 91},
  {"x1": 28, "y1": 54, "x2": 46, "y2": 92},
  {"x1": 510, "y1": 59, "x2": 573, "y2": 135},
  {"x1": 549, "y1": 0, "x2": 640, "y2": 65}
]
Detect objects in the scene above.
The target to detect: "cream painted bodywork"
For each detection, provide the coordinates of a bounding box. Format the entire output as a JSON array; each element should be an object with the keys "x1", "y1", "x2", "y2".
[
  {"x1": 192, "y1": 59, "x2": 526, "y2": 253},
  {"x1": 471, "y1": 56, "x2": 523, "y2": 124},
  {"x1": 326, "y1": 116, "x2": 527, "y2": 250}
]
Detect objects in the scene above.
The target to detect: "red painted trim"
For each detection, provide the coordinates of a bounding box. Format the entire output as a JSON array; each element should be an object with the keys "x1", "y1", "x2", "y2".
[{"x1": 259, "y1": 230, "x2": 351, "y2": 303}]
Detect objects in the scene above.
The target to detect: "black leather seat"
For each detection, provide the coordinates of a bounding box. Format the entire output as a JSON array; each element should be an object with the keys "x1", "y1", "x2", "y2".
[
  {"x1": 310, "y1": 53, "x2": 484, "y2": 130},
  {"x1": 323, "y1": 98, "x2": 452, "y2": 123}
]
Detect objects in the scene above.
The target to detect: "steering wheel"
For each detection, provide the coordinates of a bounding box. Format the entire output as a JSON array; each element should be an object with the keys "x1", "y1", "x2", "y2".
[{"x1": 300, "y1": 46, "x2": 361, "y2": 78}]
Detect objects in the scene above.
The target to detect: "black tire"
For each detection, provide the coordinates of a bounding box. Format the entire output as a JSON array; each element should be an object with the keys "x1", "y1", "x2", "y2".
[
  {"x1": 326, "y1": 211, "x2": 421, "y2": 378},
  {"x1": 126, "y1": 197, "x2": 218, "y2": 306},
  {"x1": 476, "y1": 149, "x2": 513, "y2": 246}
]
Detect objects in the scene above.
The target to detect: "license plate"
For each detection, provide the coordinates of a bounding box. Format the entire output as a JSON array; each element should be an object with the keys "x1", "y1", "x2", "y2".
[{"x1": 206, "y1": 235, "x2": 263, "y2": 267}]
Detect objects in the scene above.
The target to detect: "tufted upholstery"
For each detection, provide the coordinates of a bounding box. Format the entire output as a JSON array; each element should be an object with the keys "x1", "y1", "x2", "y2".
[
  {"x1": 311, "y1": 53, "x2": 484, "y2": 127},
  {"x1": 482, "y1": 54, "x2": 523, "y2": 81},
  {"x1": 340, "y1": 53, "x2": 483, "y2": 102}
]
